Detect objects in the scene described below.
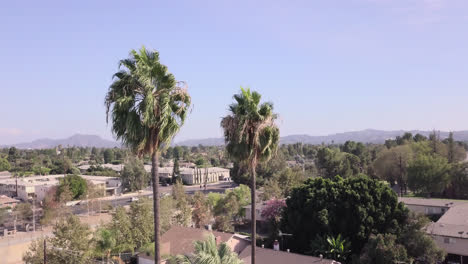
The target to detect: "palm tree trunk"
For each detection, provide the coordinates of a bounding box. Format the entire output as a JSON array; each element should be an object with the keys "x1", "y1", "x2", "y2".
[
  {"x1": 152, "y1": 151, "x2": 161, "y2": 264},
  {"x1": 251, "y1": 165, "x2": 256, "y2": 264}
]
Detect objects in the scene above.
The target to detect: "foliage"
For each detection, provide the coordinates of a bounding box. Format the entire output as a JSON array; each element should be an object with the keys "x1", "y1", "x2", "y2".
[
  {"x1": 407, "y1": 154, "x2": 450, "y2": 196},
  {"x1": 129, "y1": 197, "x2": 154, "y2": 249},
  {"x1": 107, "y1": 207, "x2": 135, "y2": 252},
  {"x1": 172, "y1": 180, "x2": 192, "y2": 226},
  {"x1": 261, "y1": 199, "x2": 286, "y2": 224},
  {"x1": 310, "y1": 234, "x2": 351, "y2": 262},
  {"x1": 57, "y1": 174, "x2": 87, "y2": 200},
  {"x1": 94, "y1": 228, "x2": 116, "y2": 261},
  {"x1": 24, "y1": 215, "x2": 93, "y2": 264},
  {"x1": 169, "y1": 234, "x2": 243, "y2": 264},
  {"x1": 192, "y1": 191, "x2": 211, "y2": 228},
  {"x1": 358, "y1": 234, "x2": 409, "y2": 264},
  {"x1": 0, "y1": 157, "x2": 11, "y2": 171},
  {"x1": 262, "y1": 167, "x2": 306, "y2": 200},
  {"x1": 121, "y1": 156, "x2": 148, "y2": 192},
  {"x1": 14, "y1": 202, "x2": 33, "y2": 222},
  {"x1": 281, "y1": 176, "x2": 408, "y2": 256}
]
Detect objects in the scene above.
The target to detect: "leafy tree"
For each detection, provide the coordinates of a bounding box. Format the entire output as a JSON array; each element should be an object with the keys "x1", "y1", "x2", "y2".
[
  {"x1": 407, "y1": 155, "x2": 450, "y2": 196},
  {"x1": 281, "y1": 176, "x2": 408, "y2": 256},
  {"x1": 105, "y1": 46, "x2": 191, "y2": 264},
  {"x1": 95, "y1": 228, "x2": 116, "y2": 262},
  {"x1": 8, "y1": 147, "x2": 18, "y2": 163},
  {"x1": 24, "y1": 215, "x2": 93, "y2": 264},
  {"x1": 14, "y1": 202, "x2": 33, "y2": 222},
  {"x1": 310, "y1": 234, "x2": 351, "y2": 262},
  {"x1": 0, "y1": 157, "x2": 11, "y2": 171},
  {"x1": 103, "y1": 149, "x2": 115, "y2": 164},
  {"x1": 172, "y1": 157, "x2": 181, "y2": 183},
  {"x1": 57, "y1": 174, "x2": 87, "y2": 200},
  {"x1": 192, "y1": 191, "x2": 211, "y2": 228},
  {"x1": 129, "y1": 197, "x2": 154, "y2": 249},
  {"x1": 372, "y1": 145, "x2": 413, "y2": 195},
  {"x1": 160, "y1": 195, "x2": 175, "y2": 234},
  {"x1": 221, "y1": 87, "x2": 279, "y2": 264},
  {"x1": 359, "y1": 234, "x2": 409, "y2": 264},
  {"x1": 413, "y1": 133, "x2": 427, "y2": 142},
  {"x1": 107, "y1": 207, "x2": 135, "y2": 252},
  {"x1": 172, "y1": 180, "x2": 192, "y2": 226},
  {"x1": 121, "y1": 156, "x2": 148, "y2": 192}
]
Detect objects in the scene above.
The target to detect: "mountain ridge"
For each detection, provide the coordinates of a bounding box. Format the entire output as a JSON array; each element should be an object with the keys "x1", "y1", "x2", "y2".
[{"x1": 2, "y1": 134, "x2": 121, "y2": 149}]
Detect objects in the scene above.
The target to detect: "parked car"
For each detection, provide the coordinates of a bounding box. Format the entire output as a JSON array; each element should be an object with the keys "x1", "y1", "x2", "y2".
[{"x1": 130, "y1": 197, "x2": 139, "y2": 202}]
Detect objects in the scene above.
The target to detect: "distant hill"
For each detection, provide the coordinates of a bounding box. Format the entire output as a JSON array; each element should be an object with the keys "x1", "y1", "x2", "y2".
[
  {"x1": 4, "y1": 134, "x2": 121, "y2": 149},
  {"x1": 175, "y1": 129, "x2": 468, "y2": 146}
]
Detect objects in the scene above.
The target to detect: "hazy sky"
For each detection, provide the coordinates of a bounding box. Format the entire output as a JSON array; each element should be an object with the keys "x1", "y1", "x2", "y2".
[{"x1": 1, "y1": 0, "x2": 468, "y2": 145}]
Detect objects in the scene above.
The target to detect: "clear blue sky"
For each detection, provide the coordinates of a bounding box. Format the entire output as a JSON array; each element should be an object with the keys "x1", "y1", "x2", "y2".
[{"x1": 1, "y1": 0, "x2": 467, "y2": 144}]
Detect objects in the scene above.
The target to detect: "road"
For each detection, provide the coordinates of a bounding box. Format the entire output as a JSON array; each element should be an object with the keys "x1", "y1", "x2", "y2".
[{"x1": 71, "y1": 181, "x2": 236, "y2": 214}]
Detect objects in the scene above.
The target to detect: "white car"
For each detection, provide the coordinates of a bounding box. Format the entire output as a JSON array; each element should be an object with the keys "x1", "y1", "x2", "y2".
[{"x1": 130, "y1": 197, "x2": 139, "y2": 202}]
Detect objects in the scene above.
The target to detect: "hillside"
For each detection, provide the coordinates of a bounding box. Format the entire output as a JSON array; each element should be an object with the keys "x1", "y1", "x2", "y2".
[
  {"x1": 4, "y1": 134, "x2": 120, "y2": 149},
  {"x1": 175, "y1": 129, "x2": 468, "y2": 146}
]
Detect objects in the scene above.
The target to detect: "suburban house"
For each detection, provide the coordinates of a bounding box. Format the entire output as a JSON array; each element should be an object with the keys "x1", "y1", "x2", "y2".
[
  {"x1": 399, "y1": 197, "x2": 468, "y2": 263},
  {"x1": 0, "y1": 195, "x2": 19, "y2": 208},
  {"x1": 239, "y1": 245, "x2": 338, "y2": 264},
  {"x1": 138, "y1": 226, "x2": 250, "y2": 264},
  {"x1": 144, "y1": 166, "x2": 231, "y2": 185},
  {"x1": 138, "y1": 226, "x2": 336, "y2": 264}
]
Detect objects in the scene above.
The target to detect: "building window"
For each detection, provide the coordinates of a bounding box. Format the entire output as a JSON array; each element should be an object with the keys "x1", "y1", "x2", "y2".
[{"x1": 444, "y1": 237, "x2": 456, "y2": 244}]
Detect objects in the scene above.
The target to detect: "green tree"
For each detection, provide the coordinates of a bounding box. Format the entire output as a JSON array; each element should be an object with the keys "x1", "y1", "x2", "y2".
[
  {"x1": 281, "y1": 176, "x2": 408, "y2": 256},
  {"x1": 407, "y1": 154, "x2": 450, "y2": 196},
  {"x1": 0, "y1": 157, "x2": 11, "y2": 171},
  {"x1": 57, "y1": 174, "x2": 87, "y2": 200},
  {"x1": 103, "y1": 149, "x2": 115, "y2": 164},
  {"x1": 24, "y1": 215, "x2": 93, "y2": 264},
  {"x1": 105, "y1": 46, "x2": 191, "y2": 264},
  {"x1": 359, "y1": 234, "x2": 409, "y2": 264},
  {"x1": 170, "y1": 234, "x2": 242, "y2": 264},
  {"x1": 129, "y1": 197, "x2": 154, "y2": 249},
  {"x1": 172, "y1": 180, "x2": 192, "y2": 226},
  {"x1": 14, "y1": 202, "x2": 33, "y2": 222},
  {"x1": 172, "y1": 157, "x2": 181, "y2": 183},
  {"x1": 95, "y1": 228, "x2": 116, "y2": 262},
  {"x1": 121, "y1": 156, "x2": 148, "y2": 192},
  {"x1": 221, "y1": 87, "x2": 279, "y2": 264},
  {"x1": 107, "y1": 207, "x2": 135, "y2": 252},
  {"x1": 192, "y1": 191, "x2": 211, "y2": 228}
]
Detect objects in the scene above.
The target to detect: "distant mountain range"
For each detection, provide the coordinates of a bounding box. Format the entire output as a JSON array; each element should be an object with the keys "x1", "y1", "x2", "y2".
[
  {"x1": 175, "y1": 129, "x2": 468, "y2": 146},
  {"x1": 4, "y1": 129, "x2": 468, "y2": 149},
  {"x1": 2, "y1": 134, "x2": 121, "y2": 149}
]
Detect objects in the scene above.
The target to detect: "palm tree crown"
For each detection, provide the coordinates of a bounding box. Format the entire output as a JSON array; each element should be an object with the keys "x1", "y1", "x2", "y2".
[
  {"x1": 171, "y1": 234, "x2": 242, "y2": 264},
  {"x1": 221, "y1": 87, "x2": 279, "y2": 167},
  {"x1": 105, "y1": 46, "x2": 190, "y2": 156}
]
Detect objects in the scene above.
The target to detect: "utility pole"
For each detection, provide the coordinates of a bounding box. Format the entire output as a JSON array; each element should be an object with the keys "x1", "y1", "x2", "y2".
[
  {"x1": 43, "y1": 239, "x2": 47, "y2": 264},
  {"x1": 33, "y1": 197, "x2": 36, "y2": 232}
]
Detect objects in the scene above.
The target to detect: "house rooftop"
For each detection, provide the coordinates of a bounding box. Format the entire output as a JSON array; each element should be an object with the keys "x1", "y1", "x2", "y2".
[
  {"x1": 437, "y1": 203, "x2": 468, "y2": 226},
  {"x1": 160, "y1": 226, "x2": 234, "y2": 256},
  {"x1": 239, "y1": 245, "x2": 337, "y2": 264}
]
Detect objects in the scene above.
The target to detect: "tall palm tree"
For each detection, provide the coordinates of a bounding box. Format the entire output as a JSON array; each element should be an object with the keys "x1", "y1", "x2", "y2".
[
  {"x1": 170, "y1": 234, "x2": 242, "y2": 264},
  {"x1": 105, "y1": 46, "x2": 191, "y2": 264},
  {"x1": 220, "y1": 87, "x2": 279, "y2": 264}
]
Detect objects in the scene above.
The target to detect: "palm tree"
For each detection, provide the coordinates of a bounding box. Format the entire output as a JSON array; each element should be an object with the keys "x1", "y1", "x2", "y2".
[
  {"x1": 170, "y1": 234, "x2": 242, "y2": 264},
  {"x1": 220, "y1": 87, "x2": 279, "y2": 264},
  {"x1": 105, "y1": 46, "x2": 191, "y2": 264},
  {"x1": 326, "y1": 234, "x2": 351, "y2": 262}
]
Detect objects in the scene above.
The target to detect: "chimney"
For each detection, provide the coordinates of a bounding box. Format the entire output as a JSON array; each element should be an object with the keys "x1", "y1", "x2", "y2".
[
  {"x1": 273, "y1": 240, "x2": 279, "y2": 251},
  {"x1": 286, "y1": 249, "x2": 290, "y2": 253},
  {"x1": 261, "y1": 244, "x2": 264, "y2": 248},
  {"x1": 207, "y1": 224, "x2": 212, "y2": 231}
]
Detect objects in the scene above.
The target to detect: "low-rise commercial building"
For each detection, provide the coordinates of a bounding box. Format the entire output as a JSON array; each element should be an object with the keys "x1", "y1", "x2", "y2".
[
  {"x1": 0, "y1": 174, "x2": 122, "y2": 201},
  {"x1": 144, "y1": 166, "x2": 230, "y2": 185}
]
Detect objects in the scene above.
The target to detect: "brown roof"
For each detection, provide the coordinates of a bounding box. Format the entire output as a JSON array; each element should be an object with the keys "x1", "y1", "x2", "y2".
[
  {"x1": 239, "y1": 246, "x2": 336, "y2": 264},
  {"x1": 0, "y1": 195, "x2": 19, "y2": 206},
  {"x1": 160, "y1": 226, "x2": 234, "y2": 256},
  {"x1": 427, "y1": 222, "x2": 468, "y2": 239},
  {"x1": 437, "y1": 203, "x2": 468, "y2": 226},
  {"x1": 398, "y1": 197, "x2": 468, "y2": 208}
]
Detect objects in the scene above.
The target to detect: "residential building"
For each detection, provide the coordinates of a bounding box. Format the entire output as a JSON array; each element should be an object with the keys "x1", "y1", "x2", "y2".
[
  {"x1": 239, "y1": 245, "x2": 337, "y2": 264},
  {"x1": 400, "y1": 197, "x2": 468, "y2": 263},
  {"x1": 0, "y1": 195, "x2": 19, "y2": 208}
]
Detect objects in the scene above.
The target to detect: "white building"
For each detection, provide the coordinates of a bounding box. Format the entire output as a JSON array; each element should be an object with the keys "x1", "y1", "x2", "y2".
[
  {"x1": 144, "y1": 166, "x2": 230, "y2": 185},
  {"x1": 0, "y1": 174, "x2": 122, "y2": 201}
]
